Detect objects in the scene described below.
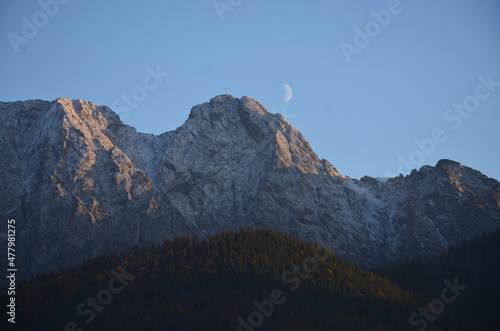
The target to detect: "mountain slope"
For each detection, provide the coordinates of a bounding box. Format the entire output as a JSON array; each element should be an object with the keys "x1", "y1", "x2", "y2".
[
  {"x1": 376, "y1": 227, "x2": 500, "y2": 330},
  {"x1": 3, "y1": 229, "x2": 421, "y2": 330},
  {"x1": 0, "y1": 95, "x2": 499, "y2": 282}
]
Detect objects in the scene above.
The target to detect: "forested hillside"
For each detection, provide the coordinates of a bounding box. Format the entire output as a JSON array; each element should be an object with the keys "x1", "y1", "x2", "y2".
[
  {"x1": 376, "y1": 228, "x2": 500, "y2": 330},
  {"x1": 3, "y1": 228, "x2": 489, "y2": 330}
]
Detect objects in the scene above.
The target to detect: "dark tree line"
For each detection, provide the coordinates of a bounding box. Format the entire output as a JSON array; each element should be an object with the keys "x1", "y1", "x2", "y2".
[
  {"x1": 2, "y1": 227, "x2": 494, "y2": 330},
  {"x1": 376, "y1": 228, "x2": 500, "y2": 330}
]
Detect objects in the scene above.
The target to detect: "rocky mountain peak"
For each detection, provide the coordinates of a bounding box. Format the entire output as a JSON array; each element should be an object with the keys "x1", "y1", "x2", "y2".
[
  {"x1": 435, "y1": 158, "x2": 461, "y2": 168},
  {"x1": 0, "y1": 96, "x2": 498, "y2": 283},
  {"x1": 182, "y1": 94, "x2": 343, "y2": 177}
]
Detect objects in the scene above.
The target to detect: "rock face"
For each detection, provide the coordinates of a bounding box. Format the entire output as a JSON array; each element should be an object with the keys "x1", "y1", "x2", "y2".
[{"x1": 1, "y1": 95, "x2": 499, "y2": 281}]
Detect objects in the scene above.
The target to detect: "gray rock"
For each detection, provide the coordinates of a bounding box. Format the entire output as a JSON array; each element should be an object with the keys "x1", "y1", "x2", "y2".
[{"x1": 0, "y1": 95, "x2": 498, "y2": 282}]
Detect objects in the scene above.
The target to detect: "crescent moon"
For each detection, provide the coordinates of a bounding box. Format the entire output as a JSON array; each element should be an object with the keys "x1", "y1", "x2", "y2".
[{"x1": 282, "y1": 83, "x2": 292, "y2": 103}]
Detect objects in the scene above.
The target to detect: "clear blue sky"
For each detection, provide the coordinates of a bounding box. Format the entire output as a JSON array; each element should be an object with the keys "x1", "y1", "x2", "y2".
[{"x1": 1, "y1": 0, "x2": 499, "y2": 180}]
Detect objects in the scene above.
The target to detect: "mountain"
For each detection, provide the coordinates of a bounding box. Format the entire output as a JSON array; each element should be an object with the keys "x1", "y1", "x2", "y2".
[{"x1": 1, "y1": 95, "x2": 499, "y2": 282}]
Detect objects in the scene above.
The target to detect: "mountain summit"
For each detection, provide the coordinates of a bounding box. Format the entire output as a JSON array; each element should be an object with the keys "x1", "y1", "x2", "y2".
[{"x1": 1, "y1": 95, "x2": 499, "y2": 281}]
